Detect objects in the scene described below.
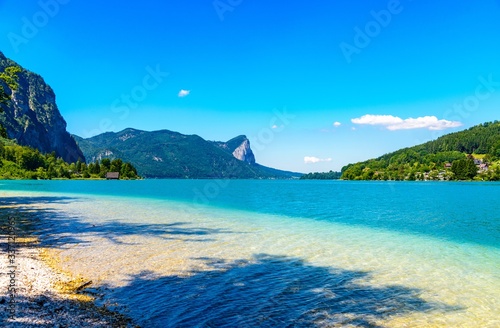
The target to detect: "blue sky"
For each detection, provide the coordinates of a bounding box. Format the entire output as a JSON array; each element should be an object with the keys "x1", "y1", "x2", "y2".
[{"x1": 1, "y1": 0, "x2": 499, "y2": 172}]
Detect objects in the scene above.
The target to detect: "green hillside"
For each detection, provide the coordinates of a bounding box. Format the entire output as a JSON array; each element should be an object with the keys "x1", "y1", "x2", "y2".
[
  {"x1": 341, "y1": 121, "x2": 500, "y2": 181},
  {"x1": 74, "y1": 128, "x2": 300, "y2": 179}
]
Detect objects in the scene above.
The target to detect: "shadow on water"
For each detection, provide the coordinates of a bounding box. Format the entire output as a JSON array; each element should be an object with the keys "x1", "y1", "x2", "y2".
[
  {"x1": 98, "y1": 254, "x2": 462, "y2": 327},
  {"x1": 0, "y1": 293, "x2": 132, "y2": 327},
  {"x1": 1, "y1": 196, "x2": 464, "y2": 327},
  {"x1": 0, "y1": 196, "x2": 232, "y2": 247}
]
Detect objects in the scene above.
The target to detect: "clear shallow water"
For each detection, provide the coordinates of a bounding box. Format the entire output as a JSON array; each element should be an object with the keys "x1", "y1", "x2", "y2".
[{"x1": 1, "y1": 180, "x2": 499, "y2": 327}]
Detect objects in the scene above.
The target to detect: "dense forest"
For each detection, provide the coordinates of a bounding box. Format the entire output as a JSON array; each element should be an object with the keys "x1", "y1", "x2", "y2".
[
  {"x1": 0, "y1": 137, "x2": 140, "y2": 179},
  {"x1": 341, "y1": 121, "x2": 500, "y2": 181}
]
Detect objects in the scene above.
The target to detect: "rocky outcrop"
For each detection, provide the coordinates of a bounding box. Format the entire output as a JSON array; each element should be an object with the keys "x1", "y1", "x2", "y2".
[
  {"x1": 0, "y1": 51, "x2": 84, "y2": 163},
  {"x1": 217, "y1": 135, "x2": 256, "y2": 164},
  {"x1": 231, "y1": 138, "x2": 256, "y2": 164}
]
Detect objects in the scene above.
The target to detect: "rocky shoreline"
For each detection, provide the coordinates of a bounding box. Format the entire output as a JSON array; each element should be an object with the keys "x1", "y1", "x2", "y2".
[{"x1": 0, "y1": 233, "x2": 135, "y2": 327}]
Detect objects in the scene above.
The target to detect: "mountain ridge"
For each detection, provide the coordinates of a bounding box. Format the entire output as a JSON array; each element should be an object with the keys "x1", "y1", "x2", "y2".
[{"x1": 74, "y1": 128, "x2": 301, "y2": 179}]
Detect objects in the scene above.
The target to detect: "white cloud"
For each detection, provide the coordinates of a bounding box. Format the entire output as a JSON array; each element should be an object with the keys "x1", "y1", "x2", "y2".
[
  {"x1": 333, "y1": 121, "x2": 342, "y2": 127},
  {"x1": 178, "y1": 89, "x2": 190, "y2": 97},
  {"x1": 304, "y1": 156, "x2": 332, "y2": 164},
  {"x1": 351, "y1": 114, "x2": 462, "y2": 131}
]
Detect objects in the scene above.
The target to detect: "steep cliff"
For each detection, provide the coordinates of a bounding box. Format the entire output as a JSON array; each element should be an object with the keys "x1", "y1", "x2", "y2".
[
  {"x1": 222, "y1": 135, "x2": 256, "y2": 164},
  {"x1": 0, "y1": 51, "x2": 84, "y2": 163}
]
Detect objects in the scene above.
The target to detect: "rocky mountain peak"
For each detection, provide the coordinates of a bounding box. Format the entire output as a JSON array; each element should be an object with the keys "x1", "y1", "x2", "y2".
[
  {"x1": 231, "y1": 137, "x2": 256, "y2": 164},
  {"x1": 0, "y1": 52, "x2": 84, "y2": 162}
]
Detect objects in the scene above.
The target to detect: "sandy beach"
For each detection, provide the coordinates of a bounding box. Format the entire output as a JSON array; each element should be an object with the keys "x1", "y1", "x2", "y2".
[{"x1": 0, "y1": 207, "x2": 135, "y2": 327}]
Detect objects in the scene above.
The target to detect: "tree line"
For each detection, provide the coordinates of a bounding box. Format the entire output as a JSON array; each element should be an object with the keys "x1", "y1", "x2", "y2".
[
  {"x1": 340, "y1": 121, "x2": 500, "y2": 181},
  {"x1": 300, "y1": 170, "x2": 341, "y2": 180},
  {"x1": 0, "y1": 140, "x2": 139, "y2": 180}
]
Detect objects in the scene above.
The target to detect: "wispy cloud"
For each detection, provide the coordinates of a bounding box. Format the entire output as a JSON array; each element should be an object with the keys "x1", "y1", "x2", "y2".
[
  {"x1": 178, "y1": 89, "x2": 190, "y2": 97},
  {"x1": 333, "y1": 121, "x2": 342, "y2": 127},
  {"x1": 351, "y1": 114, "x2": 462, "y2": 131},
  {"x1": 304, "y1": 156, "x2": 332, "y2": 164}
]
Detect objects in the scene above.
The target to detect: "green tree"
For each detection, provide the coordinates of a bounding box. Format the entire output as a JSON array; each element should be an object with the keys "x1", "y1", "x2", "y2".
[
  {"x1": 76, "y1": 159, "x2": 82, "y2": 172},
  {"x1": 464, "y1": 158, "x2": 478, "y2": 179},
  {"x1": 99, "y1": 163, "x2": 108, "y2": 177},
  {"x1": 0, "y1": 66, "x2": 21, "y2": 104},
  {"x1": 101, "y1": 158, "x2": 111, "y2": 170},
  {"x1": 451, "y1": 158, "x2": 477, "y2": 180},
  {"x1": 87, "y1": 163, "x2": 95, "y2": 174},
  {"x1": 47, "y1": 164, "x2": 56, "y2": 179},
  {"x1": 120, "y1": 162, "x2": 138, "y2": 178},
  {"x1": 491, "y1": 140, "x2": 500, "y2": 160},
  {"x1": 92, "y1": 160, "x2": 100, "y2": 174},
  {"x1": 58, "y1": 166, "x2": 71, "y2": 179},
  {"x1": 16, "y1": 148, "x2": 45, "y2": 171},
  {"x1": 451, "y1": 159, "x2": 465, "y2": 179},
  {"x1": 110, "y1": 158, "x2": 123, "y2": 172},
  {"x1": 408, "y1": 172, "x2": 416, "y2": 181}
]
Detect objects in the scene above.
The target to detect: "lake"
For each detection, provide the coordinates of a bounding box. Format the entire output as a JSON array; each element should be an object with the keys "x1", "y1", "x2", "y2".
[{"x1": 1, "y1": 180, "x2": 499, "y2": 327}]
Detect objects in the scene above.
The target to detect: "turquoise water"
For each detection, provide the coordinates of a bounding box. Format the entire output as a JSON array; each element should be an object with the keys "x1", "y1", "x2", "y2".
[{"x1": 1, "y1": 180, "x2": 499, "y2": 327}]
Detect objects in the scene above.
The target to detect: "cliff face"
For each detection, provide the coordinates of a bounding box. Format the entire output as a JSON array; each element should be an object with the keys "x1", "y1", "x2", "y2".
[
  {"x1": 0, "y1": 51, "x2": 84, "y2": 163},
  {"x1": 213, "y1": 135, "x2": 256, "y2": 164},
  {"x1": 227, "y1": 137, "x2": 256, "y2": 164}
]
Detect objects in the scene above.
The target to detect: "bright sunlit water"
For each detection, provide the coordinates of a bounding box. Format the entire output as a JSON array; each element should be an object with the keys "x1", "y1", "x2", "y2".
[{"x1": 1, "y1": 180, "x2": 499, "y2": 327}]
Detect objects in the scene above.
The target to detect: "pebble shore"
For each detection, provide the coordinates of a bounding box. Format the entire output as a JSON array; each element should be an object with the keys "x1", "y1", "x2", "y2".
[{"x1": 0, "y1": 235, "x2": 135, "y2": 327}]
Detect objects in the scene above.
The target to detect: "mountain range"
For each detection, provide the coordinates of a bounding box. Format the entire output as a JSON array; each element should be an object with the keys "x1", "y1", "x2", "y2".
[
  {"x1": 2, "y1": 51, "x2": 499, "y2": 181},
  {"x1": 0, "y1": 51, "x2": 299, "y2": 179},
  {"x1": 73, "y1": 129, "x2": 300, "y2": 179}
]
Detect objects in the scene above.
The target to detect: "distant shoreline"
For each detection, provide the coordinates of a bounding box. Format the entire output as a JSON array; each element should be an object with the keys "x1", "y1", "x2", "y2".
[{"x1": 0, "y1": 177, "x2": 498, "y2": 182}]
